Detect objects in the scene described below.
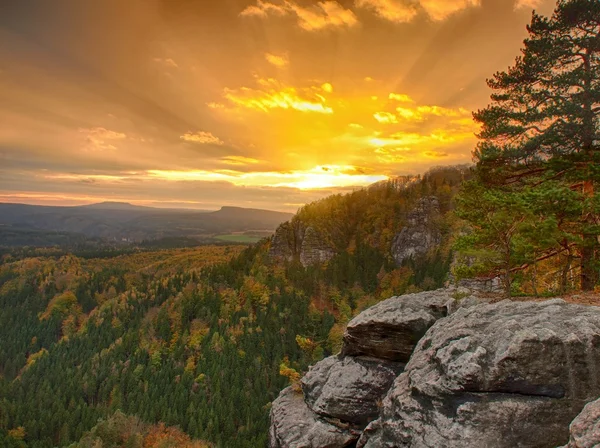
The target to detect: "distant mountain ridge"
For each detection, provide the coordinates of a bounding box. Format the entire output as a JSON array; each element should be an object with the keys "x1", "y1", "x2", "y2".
[{"x1": 0, "y1": 202, "x2": 293, "y2": 243}]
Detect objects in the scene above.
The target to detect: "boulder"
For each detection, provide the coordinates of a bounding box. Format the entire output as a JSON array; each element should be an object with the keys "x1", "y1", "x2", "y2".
[
  {"x1": 562, "y1": 397, "x2": 600, "y2": 448},
  {"x1": 341, "y1": 289, "x2": 464, "y2": 362},
  {"x1": 302, "y1": 355, "x2": 404, "y2": 426},
  {"x1": 391, "y1": 196, "x2": 441, "y2": 266},
  {"x1": 358, "y1": 299, "x2": 600, "y2": 448},
  {"x1": 269, "y1": 387, "x2": 359, "y2": 448}
]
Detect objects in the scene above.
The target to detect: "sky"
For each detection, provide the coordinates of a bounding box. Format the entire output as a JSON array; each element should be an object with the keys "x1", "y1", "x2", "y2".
[{"x1": 0, "y1": 0, "x2": 556, "y2": 212}]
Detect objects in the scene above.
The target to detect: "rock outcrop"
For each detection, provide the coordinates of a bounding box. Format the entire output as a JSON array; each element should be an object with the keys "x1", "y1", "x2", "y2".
[
  {"x1": 359, "y1": 299, "x2": 600, "y2": 448},
  {"x1": 269, "y1": 387, "x2": 360, "y2": 448},
  {"x1": 300, "y1": 227, "x2": 336, "y2": 267},
  {"x1": 269, "y1": 288, "x2": 478, "y2": 447},
  {"x1": 561, "y1": 398, "x2": 600, "y2": 448},
  {"x1": 391, "y1": 196, "x2": 441, "y2": 266},
  {"x1": 270, "y1": 290, "x2": 600, "y2": 448},
  {"x1": 269, "y1": 221, "x2": 335, "y2": 267},
  {"x1": 302, "y1": 355, "x2": 404, "y2": 425},
  {"x1": 341, "y1": 289, "x2": 464, "y2": 362},
  {"x1": 269, "y1": 221, "x2": 304, "y2": 262}
]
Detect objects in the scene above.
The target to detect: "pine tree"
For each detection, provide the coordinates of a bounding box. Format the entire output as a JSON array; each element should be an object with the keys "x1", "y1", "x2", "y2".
[{"x1": 472, "y1": 0, "x2": 600, "y2": 290}]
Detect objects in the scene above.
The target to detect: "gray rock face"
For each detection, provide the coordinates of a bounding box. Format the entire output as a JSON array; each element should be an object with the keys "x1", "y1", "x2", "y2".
[
  {"x1": 302, "y1": 355, "x2": 404, "y2": 425},
  {"x1": 341, "y1": 289, "x2": 461, "y2": 362},
  {"x1": 300, "y1": 227, "x2": 335, "y2": 267},
  {"x1": 391, "y1": 196, "x2": 441, "y2": 266},
  {"x1": 269, "y1": 387, "x2": 359, "y2": 448},
  {"x1": 269, "y1": 221, "x2": 335, "y2": 267},
  {"x1": 358, "y1": 299, "x2": 600, "y2": 448},
  {"x1": 269, "y1": 221, "x2": 304, "y2": 262},
  {"x1": 562, "y1": 398, "x2": 600, "y2": 448}
]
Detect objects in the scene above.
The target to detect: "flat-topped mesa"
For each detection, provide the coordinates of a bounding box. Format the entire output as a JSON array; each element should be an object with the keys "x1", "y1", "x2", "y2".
[{"x1": 359, "y1": 299, "x2": 600, "y2": 448}]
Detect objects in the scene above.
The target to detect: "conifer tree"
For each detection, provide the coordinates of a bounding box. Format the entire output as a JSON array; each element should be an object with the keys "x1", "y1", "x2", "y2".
[{"x1": 469, "y1": 0, "x2": 600, "y2": 290}]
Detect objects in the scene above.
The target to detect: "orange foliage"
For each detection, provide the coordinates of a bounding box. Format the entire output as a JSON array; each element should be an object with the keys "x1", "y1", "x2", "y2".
[{"x1": 143, "y1": 422, "x2": 210, "y2": 448}]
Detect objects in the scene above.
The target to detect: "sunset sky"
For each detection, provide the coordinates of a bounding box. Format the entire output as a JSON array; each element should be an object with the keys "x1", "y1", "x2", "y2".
[{"x1": 0, "y1": 0, "x2": 556, "y2": 212}]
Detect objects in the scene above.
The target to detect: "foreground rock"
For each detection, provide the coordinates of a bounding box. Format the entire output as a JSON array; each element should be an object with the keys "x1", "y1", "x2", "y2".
[
  {"x1": 358, "y1": 299, "x2": 600, "y2": 448},
  {"x1": 302, "y1": 355, "x2": 404, "y2": 425},
  {"x1": 269, "y1": 387, "x2": 359, "y2": 448},
  {"x1": 342, "y1": 289, "x2": 470, "y2": 362},
  {"x1": 562, "y1": 398, "x2": 600, "y2": 448}
]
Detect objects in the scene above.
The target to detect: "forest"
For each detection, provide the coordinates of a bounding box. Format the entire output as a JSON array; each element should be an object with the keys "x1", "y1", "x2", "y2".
[
  {"x1": 1, "y1": 1, "x2": 599, "y2": 446},
  {"x1": 0, "y1": 168, "x2": 463, "y2": 448}
]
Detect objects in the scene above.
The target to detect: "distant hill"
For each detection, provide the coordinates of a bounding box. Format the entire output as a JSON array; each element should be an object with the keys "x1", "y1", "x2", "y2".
[
  {"x1": 79, "y1": 201, "x2": 157, "y2": 211},
  {"x1": 0, "y1": 202, "x2": 293, "y2": 244}
]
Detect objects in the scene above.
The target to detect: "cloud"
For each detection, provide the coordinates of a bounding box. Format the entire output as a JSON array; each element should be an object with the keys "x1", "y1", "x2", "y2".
[
  {"x1": 424, "y1": 150, "x2": 449, "y2": 158},
  {"x1": 374, "y1": 111, "x2": 399, "y2": 124},
  {"x1": 514, "y1": 0, "x2": 542, "y2": 8},
  {"x1": 241, "y1": 1, "x2": 358, "y2": 31},
  {"x1": 240, "y1": 0, "x2": 288, "y2": 17},
  {"x1": 355, "y1": 0, "x2": 480, "y2": 23},
  {"x1": 355, "y1": 0, "x2": 418, "y2": 23},
  {"x1": 221, "y1": 156, "x2": 261, "y2": 165},
  {"x1": 394, "y1": 104, "x2": 470, "y2": 121},
  {"x1": 152, "y1": 58, "x2": 179, "y2": 68},
  {"x1": 148, "y1": 165, "x2": 386, "y2": 189},
  {"x1": 420, "y1": 0, "x2": 480, "y2": 21},
  {"x1": 265, "y1": 53, "x2": 290, "y2": 68},
  {"x1": 180, "y1": 131, "x2": 224, "y2": 145},
  {"x1": 388, "y1": 92, "x2": 414, "y2": 102},
  {"x1": 289, "y1": 1, "x2": 359, "y2": 31},
  {"x1": 220, "y1": 78, "x2": 334, "y2": 114},
  {"x1": 80, "y1": 127, "x2": 127, "y2": 152}
]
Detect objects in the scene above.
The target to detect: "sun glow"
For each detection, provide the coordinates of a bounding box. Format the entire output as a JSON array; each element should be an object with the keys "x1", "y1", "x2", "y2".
[{"x1": 147, "y1": 166, "x2": 387, "y2": 190}]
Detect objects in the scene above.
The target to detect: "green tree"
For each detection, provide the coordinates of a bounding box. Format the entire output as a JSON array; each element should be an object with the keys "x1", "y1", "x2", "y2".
[{"x1": 472, "y1": 0, "x2": 600, "y2": 290}]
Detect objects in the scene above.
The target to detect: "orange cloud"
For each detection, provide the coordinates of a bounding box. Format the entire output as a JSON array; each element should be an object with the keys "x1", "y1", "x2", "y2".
[
  {"x1": 514, "y1": 0, "x2": 542, "y2": 8},
  {"x1": 424, "y1": 150, "x2": 449, "y2": 158},
  {"x1": 148, "y1": 165, "x2": 386, "y2": 189},
  {"x1": 219, "y1": 78, "x2": 334, "y2": 114},
  {"x1": 355, "y1": 0, "x2": 417, "y2": 23},
  {"x1": 79, "y1": 127, "x2": 126, "y2": 152},
  {"x1": 180, "y1": 131, "x2": 224, "y2": 145},
  {"x1": 355, "y1": 0, "x2": 480, "y2": 22},
  {"x1": 374, "y1": 111, "x2": 399, "y2": 124},
  {"x1": 221, "y1": 156, "x2": 261, "y2": 165},
  {"x1": 420, "y1": 0, "x2": 480, "y2": 21},
  {"x1": 388, "y1": 92, "x2": 414, "y2": 102},
  {"x1": 241, "y1": 1, "x2": 358, "y2": 31},
  {"x1": 265, "y1": 53, "x2": 289, "y2": 68},
  {"x1": 240, "y1": 0, "x2": 287, "y2": 17}
]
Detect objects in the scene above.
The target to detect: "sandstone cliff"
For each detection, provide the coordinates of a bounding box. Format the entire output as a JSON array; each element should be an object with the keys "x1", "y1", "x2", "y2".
[
  {"x1": 269, "y1": 219, "x2": 335, "y2": 267},
  {"x1": 391, "y1": 196, "x2": 442, "y2": 266},
  {"x1": 269, "y1": 289, "x2": 600, "y2": 448}
]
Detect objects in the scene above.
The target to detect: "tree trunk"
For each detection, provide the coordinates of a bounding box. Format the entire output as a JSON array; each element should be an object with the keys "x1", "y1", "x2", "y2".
[
  {"x1": 580, "y1": 48, "x2": 598, "y2": 291},
  {"x1": 581, "y1": 180, "x2": 598, "y2": 291}
]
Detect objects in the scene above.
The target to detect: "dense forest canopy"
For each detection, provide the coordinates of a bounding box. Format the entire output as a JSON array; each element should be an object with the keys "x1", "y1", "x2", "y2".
[{"x1": 0, "y1": 167, "x2": 465, "y2": 448}]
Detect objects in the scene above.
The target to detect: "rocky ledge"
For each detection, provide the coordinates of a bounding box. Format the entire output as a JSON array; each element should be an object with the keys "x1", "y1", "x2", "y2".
[{"x1": 269, "y1": 289, "x2": 600, "y2": 448}]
